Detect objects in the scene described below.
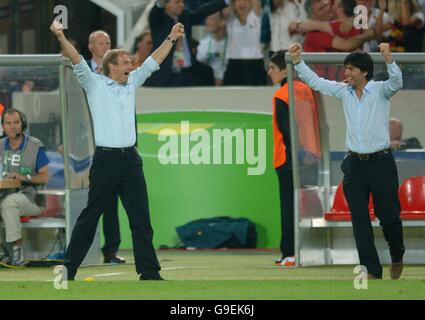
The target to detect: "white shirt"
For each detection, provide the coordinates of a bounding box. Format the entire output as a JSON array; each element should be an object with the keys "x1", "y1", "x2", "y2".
[
  {"x1": 270, "y1": 0, "x2": 307, "y2": 51},
  {"x1": 363, "y1": 8, "x2": 394, "y2": 52},
  {"x1": 73, "y1": 56, "x2": 159, "y2": 148},
  {"x1": 197, "y1": 35, "x2": 228, "y2": 81},
  {"x1": 226, "y1": 10, "x2": 263, "y2": 59}
]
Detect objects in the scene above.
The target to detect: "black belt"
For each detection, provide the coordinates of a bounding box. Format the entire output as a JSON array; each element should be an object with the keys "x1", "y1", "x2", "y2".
[
  {"x1": 348, "y1": 148, "x2": 391, "y2": 160},
  {"x1": 96, "y1": 146, "x2": 135, "y2": 153}
]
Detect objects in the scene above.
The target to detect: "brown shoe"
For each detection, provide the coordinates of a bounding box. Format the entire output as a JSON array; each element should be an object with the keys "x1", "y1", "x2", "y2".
[{"x1": 390, "y1": 260, "x2": 403, "y2": 280}]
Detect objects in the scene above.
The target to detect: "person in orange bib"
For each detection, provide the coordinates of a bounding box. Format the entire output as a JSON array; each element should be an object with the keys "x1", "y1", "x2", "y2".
[{"x1": 268, "y1": 50, "x2": 319, "y2": 267}]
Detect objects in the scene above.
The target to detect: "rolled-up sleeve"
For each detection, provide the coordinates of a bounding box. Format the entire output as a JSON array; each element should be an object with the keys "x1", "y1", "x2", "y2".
[
  {"x1": 295, "y1": 61, "x2": 345, "y2": 100},
  {"x1": 72, "y1": 56, "x2": 96, "y2": 93},
  {"x1": 131, "y1": 56, "x2": 160, "y2": 87},
  {"x1": 383, "y1": 61, "x2": 403, "y2": 99}
]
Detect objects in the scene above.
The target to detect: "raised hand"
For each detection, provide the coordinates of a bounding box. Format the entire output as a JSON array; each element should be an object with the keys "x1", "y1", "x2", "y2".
[
  {"x1": 170, "y1": 23, "x2": 185, "y2": 41},
  {"x1": 288, "y1": 42, "x2": 303, "y2": 63},
  {"x1": 50, "y1": 20, "x2": 64, "y2": 38},
  {"x1": 379, "y1": 43, "x2": 392, "y2": 63}
]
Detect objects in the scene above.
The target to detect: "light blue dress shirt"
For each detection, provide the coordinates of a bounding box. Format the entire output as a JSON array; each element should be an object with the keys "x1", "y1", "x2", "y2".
[
  {"x1": 294, "y1": 60, "x2": 403, "y2": 153},
  {"x1": 73, "y1": 56, "x2": 159, "y2": 148}
]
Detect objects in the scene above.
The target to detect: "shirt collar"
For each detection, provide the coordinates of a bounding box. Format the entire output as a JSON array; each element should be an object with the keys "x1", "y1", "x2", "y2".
[
  {"x1": 348, "y1": 80, "x2": 375, "y2": 94},
  {"x1": 5, "y1": 134, "x2": 27, "y2": 151},
  {"x1": 91, "y1": 59, "x2": 99, "y2": 72},
  {"x1": 103, "y1": 75, "x2": 131, "y2": 86},
  {"x1": 280, "y1": 77, "x2": 288, "y2": 87}
]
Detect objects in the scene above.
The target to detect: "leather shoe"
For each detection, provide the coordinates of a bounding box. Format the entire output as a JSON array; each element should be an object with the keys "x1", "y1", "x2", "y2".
[
  {"x1": 103, "y1": 254, "x2": 126, "y2": 264},
  {"x1": 140, "y1": 274, "x2": 164, "y2": 281},
  {"x1": 390, "y1": 260, "x2": 403, "y2": 280}
]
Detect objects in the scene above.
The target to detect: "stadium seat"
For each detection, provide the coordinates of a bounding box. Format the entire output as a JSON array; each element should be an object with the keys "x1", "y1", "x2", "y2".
[
  {"x1": 20, "y1": 195, "x2": 64, "y2": 223},
  {"x1": 325, "y1": 183, "x2": 375, "y2": 221},
  {"x1": 399, "y1": 176, "x2": 425, "y2": 220}
]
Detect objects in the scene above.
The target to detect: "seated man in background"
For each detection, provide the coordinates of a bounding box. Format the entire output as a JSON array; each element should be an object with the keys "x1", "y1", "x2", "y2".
[
  {"x1": 0, "y1": 109, "x2": 49, "y2": 268},
  {"x1": 389, "y1": 118, "x2": 423, "y2": 150}
]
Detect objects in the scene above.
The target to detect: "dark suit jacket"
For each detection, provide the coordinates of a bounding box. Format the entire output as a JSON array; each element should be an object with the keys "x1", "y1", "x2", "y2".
[{"x1": 146, "y1": 0, "x2": 228, "y2": 87}]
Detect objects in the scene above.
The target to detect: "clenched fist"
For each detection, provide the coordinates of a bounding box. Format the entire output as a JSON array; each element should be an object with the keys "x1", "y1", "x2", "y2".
[
  {"x1": 288, "y1": 43, "x2": 303, "y2": 64},
  {"x1": 379, "y1": 43, "x2": 392, "y2": 63},
  {"x1": 50, "y1": 20, "x2": 64, "y2": 38}
]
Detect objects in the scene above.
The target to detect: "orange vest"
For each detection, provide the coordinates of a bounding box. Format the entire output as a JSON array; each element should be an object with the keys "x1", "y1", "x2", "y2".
[{"x1": 272, "y1": 80, "x2": 321, "y2": 169}]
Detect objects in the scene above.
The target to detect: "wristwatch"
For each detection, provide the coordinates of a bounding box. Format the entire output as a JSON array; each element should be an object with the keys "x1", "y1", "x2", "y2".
[
  {"x1": 166, "y1": 36, "x2": 176, "y2": 45},
  {"x1": 26, "y1": 174, "x2": 32, "y2": 182}
]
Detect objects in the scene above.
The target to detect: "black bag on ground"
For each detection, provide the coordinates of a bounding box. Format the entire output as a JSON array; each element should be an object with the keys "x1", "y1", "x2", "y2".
[{"x1": 176, "y1": 216, "x2": 257, "y2": 249}]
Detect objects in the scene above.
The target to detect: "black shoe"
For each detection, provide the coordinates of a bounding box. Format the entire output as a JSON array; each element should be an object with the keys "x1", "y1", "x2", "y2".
[
  {"x1": 104, "y1": 254, "x2": 126, "y2": 264},
  {"x1": 140, "y1": 274, "x2": 164, "y2": 281}
]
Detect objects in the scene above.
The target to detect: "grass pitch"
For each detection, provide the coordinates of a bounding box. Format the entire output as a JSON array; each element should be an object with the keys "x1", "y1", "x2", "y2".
[{"x1": 1, "y1": 250, "x2": 425, "y2": 300}]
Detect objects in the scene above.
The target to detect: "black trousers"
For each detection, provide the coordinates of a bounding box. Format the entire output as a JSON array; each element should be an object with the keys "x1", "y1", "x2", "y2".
[
  {"x1": 64, "y1": 147, "x2": 160, "y2": 278},
  {"x1": 341, "y1": 151, "x2": 405, "y2": 278},
  {"x1": 276, "y1": 169, "x2": 295, "y2": 258},
  {"x1": 102, "y1": 194, "x2": 120, "y2": 257},
  {"x1": 223, "y1": 59, "x2": 267, "y2": 86}
]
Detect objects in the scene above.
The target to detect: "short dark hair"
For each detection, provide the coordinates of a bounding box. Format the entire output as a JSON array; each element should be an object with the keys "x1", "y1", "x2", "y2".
[
  {"x1": 341, "y1": 0, "x2": 357, "y2": 17},
  {"x1": 270, "y1": 50, "x2": 287, "y2": 71},
  {"x1": 344, "y1": 51, "x2": 374, "y2": 81}
]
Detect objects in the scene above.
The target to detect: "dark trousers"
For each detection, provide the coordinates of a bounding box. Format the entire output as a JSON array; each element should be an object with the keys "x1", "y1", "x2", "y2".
[
  {"x1": 102, "y1": 194, "x2": 120, "y2": 257},
  {"x1": 64, "y1": 147, "x2": 160, "y2": 278},
  {"x1": 223, "y1": 59, "x2": 267, "y2": 86},
  {"x1": 341, "y1": 151, "x2": 405, "y2": 278},
  {"x1": 276, "y1": 169, "x2": 295, "y2": 258}
]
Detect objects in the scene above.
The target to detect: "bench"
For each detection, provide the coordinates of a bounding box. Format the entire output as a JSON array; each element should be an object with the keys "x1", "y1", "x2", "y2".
[
  {"x1": 323, "y1": 177, "x2": 425, "y2": 223},
  {"x1": 0, "y1": 189, "x2": 66, "y2": 229}
]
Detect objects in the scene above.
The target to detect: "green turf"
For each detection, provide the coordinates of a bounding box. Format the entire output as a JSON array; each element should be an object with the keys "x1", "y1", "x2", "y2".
[{"x1": 1, "y1": 250, "x2": 425, "y2": 300}]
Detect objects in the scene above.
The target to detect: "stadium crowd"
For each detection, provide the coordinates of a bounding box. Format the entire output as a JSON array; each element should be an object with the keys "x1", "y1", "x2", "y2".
[{"x1": 129, "y1": 0, "x2": 425, "y2": 86}]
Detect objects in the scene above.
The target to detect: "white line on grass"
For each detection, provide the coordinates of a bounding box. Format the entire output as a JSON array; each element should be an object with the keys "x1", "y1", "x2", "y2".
[{"x1": 92, "y1": 272, "x2": 126, "y2": 278}]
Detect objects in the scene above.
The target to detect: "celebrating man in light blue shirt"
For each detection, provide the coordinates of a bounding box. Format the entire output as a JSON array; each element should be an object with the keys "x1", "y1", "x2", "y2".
[
  {"x1": 50, "y1": 19, "x2": 185, "y2": 281},
  {"x1": 288, "y1": 42, "x2": 405, "y2": 280}
]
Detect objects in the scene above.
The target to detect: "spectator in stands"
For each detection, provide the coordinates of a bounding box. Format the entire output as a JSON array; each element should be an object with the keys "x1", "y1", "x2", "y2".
[
  {"x1": 223, "y1": 0, "x2": 267, "y2": 85},
  {"x1": 87, "y1": 30, "x2": 111, "y2": 73},
  {"x1": 190, "y1": 39, "x2": 216, "y2": 86},
  {"x1": 356, "y1": 0, "x2": 394, "y2": 52},
  {"x1": 289, "y1": 42, "x2": 405, "y2": 280},
  {"x1": 269, "y1": 0, "x2": 308, "y2": 55},
  {"x1": 291, "y1": 0, "x2": 374, "y2": 80},
  {"x1": 389, "y1": 118, "x2": 423, "y2": 150},
  {"x1": 289, "y1": 0, "x2": 373, "y2": 80},
  {"x1": 132, "y1": 31, "x2": 153, "y2": 68},
  {"x1": 87, "y1": 30, "x2": 126, "y2": 265},
  {"x1": 197, "y1": 12, "x2": 228, "y2": 86},
  {"x1": 387, "y1": 0, "x2": 424, "y2": 52},
  {"x1": 290, "y1": 0, "x2": 366, "y2": 52},
  {"x1": 147, "y1": 0, "x2": 230, "y2": 87},
  {"x1": 0, "y1": 109, "x2": 49, "y2": 268}
]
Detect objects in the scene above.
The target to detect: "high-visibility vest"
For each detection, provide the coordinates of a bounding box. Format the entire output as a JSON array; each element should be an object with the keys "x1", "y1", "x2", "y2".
[{"x1": 272, "y1": 80, "x2": 321, "y2": 169}]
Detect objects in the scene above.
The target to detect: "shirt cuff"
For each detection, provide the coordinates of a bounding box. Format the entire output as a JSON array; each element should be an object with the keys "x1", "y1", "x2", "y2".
[
  {"x1": 72, "y1": 55, "x2": 86, "y2": 69},
  {"x1": 294, "y1": 60, "x2": 306, "y2": 71},
  {"x1": 386, "y1": 60, "x2": 397, "y2": 67}
]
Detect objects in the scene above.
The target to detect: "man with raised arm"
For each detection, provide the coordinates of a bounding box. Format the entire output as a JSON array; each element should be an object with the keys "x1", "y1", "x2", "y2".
[
  {"x1": 50, "y1": 19, "x2": 185, "y2": 281},
  {"x1": 288, "y1": 42, "x2": 405, "y2": 280}
]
